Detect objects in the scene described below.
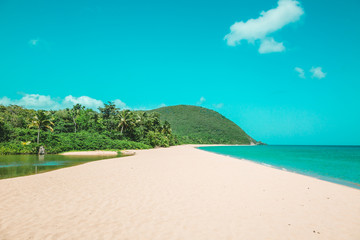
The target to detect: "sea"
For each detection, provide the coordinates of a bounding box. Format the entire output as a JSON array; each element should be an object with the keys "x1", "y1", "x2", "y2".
[{"x1": 198, "y1": 145, "x2": 360, "y2": 189}]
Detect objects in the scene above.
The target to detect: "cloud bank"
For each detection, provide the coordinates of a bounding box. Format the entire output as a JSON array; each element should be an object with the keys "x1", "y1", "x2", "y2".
[
  {"x1": 0, "y1": 94, "x2": 61, "y2": 109},
  {"x1": 224, "y1": 0, "x2": 304, "y2": 53},
  {"x1": 63, "y1": 95, "x2": 104, "y2": 109},
  {"x1": 0, "y1": 94, "x2": 127, "y2": 110}
]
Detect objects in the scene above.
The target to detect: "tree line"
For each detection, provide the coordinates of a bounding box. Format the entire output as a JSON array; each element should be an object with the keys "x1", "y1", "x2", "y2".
[{"x1": 0, "y1": 102, "x2": 178, "y2": 154}]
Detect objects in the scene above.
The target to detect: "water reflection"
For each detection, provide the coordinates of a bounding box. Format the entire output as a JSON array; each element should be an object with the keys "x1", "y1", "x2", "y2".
[
  {"x1": 38, "y1": 155, "x2": 45, "y2": 162},
  {"x1": 0, "y1": 154, "x2": 120, "y2": 179}
]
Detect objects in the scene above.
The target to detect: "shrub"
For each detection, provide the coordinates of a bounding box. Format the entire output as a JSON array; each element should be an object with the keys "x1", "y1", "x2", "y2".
[
  {"x1": 143, "y1": 131, "x2": 171, "y2": 147},
  {"x1": 0, "y1": 131, "x2": 151, "y2": 154},
  {"x1": 0, "y1": 142, "x2": 41, "y2": 154}
]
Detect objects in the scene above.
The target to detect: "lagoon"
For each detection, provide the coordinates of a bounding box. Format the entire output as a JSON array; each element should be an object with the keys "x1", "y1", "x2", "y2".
[{"x1": 0, "y1": 154, "x2": 120, "y2": 179}]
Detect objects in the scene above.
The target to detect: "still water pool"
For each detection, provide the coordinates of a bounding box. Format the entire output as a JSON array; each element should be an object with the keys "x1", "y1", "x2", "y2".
[{"x1": 0, "y1": 154, "x2": 121, "y2": 179}]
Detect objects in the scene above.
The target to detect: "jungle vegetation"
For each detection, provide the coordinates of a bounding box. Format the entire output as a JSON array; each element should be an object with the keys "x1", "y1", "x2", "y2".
[
  {"x1": 0, "y1": 102, "x2": 177, "y2": 154},
  {"x1": 0, "y1": 104, "x2": 258, "y2": 154}
]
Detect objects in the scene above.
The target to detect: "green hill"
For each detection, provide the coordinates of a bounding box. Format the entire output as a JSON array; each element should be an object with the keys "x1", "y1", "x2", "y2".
[{"x1": 150, "y1": 105, "x2": 256, "y2": 144}]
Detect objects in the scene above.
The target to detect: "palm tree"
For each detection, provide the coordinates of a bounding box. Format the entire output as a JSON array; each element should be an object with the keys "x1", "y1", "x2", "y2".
[
  {"x1": 67, "y1": 104, "x2": 84, "y2": 133},
  {"x1": 117, "y1": 110, "x2": 134, "y2": 134},
  {"x1": 133, "y1": 112, "x2": 147, "y2": 139},
  {"x1": 134, "y1": 111, "x2": 148, "y2": 126},
  {"x1": 28, "y1": 110, "x2": 54, "y2": 144},
  {"x1": 161, "y1": 121, "x2": 172, "y2": 135},
  {"x1": 145, "y1": 112, "x2": 161, "y2": 132}
]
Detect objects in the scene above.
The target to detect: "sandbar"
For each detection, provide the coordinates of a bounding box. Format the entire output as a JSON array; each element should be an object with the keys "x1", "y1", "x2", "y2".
[{"x1": 59, "y1": 150, "x2": 118, "y2": 156}]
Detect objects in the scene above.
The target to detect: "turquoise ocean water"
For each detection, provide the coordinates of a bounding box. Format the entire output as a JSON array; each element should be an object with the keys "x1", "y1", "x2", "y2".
[{"x1": 198, "y1": 145, "x2": 360, "y2": 189}]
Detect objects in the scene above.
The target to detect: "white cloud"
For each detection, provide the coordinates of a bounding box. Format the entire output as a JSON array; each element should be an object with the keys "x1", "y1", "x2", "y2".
[
  {"x1": 310, "y1": 67, "x2": 326, "y2": 79},
  {"x1": 197, "y1": 97, "x2": 206, "y2": 105},
  {"x1": 213, "y1": 103, "x2": 224, "y2": 109},
  {"x1": 0, "y1": 93, "x2": 124, "y2": 111},
  {"x1": 113, "y1": 99, "x2": 127, "y2": 109},
  {"x1": 224, "y1": 0, "x2": 304, "y2": 53},
  {"x1": 62, "y1": 95, "x2": 104, "y2": 109},
  {"x1": 294, "y1": 67, "x2": 305, "y2": 78},
  {"x1": 18, "y1": 94, "x2": 60, "y2": 109},
  {"x1": 258, "y1": 38, "x2": 285, "y2": 53},
  {"x1": 0, "y1": 94, "x2": 60, "y2": 109},
  {"x1": 0, "y1": 96, "x2": 11, "y2": 105}
]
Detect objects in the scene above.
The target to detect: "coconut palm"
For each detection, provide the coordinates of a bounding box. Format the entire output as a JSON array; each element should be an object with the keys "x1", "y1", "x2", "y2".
[
  {"x1": 28, "y1": 110, "x2": 54, "y2": 144},
  {"x1": 145, "y1": 112, "x2": 161, "y2": 132},
  {"x1": 162, "y1": 121, "x2": 172, "y2": 135},
  {"x1": 132, "y1": 111, "x2": 148, "y2": 139},
  {"x1": 117, "y1": 110, "x2": 134, "y2": 134},
  {"x1": 134, "y1": 111, "x2": 148, "y2": 127}
]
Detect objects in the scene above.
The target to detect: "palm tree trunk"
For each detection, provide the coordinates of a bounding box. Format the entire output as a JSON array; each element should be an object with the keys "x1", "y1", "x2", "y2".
[
  {"x1": 37, "y1": 127, "x2": 40, "y2": 144},
  {"x1": 73, "y1": 117, "x2": 77, "y2": 133},
  {"x1": 121, "y1": 125, "x2": 124, "y2": 134}
]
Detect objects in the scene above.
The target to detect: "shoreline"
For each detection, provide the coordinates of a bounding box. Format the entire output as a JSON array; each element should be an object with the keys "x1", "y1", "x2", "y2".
[
  {"x1": 0, "y1": 145, "x2": 359, "y2": 239},
  {"x1": 59, "y1": 150, "x2": 119, "y2": 156}
]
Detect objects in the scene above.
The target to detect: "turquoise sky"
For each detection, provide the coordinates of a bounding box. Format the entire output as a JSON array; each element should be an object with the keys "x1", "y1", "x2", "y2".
[{"x1": 1, "y1": 0, "x2": 359, "y2": 145}]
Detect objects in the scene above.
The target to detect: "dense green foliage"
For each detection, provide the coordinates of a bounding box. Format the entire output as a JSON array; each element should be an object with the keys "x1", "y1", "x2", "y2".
[
  {"x1": 28, "y1": 110, "x2": 55, "y2": 144},
  {"x1": 0, "y1": 103, "x2": 257, "y2": 154},
  {"x1": 0, "y1": 132, "x2": 151, "y2": 154},
  {"x1": 150, "y1": 105, "x2": 256, "y2": 144},
  {"x1": 0, "y1": 103, "x2": 177, "y2": 154}
]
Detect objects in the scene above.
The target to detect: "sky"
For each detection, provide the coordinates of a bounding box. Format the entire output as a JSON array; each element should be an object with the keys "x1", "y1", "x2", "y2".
[{"x1": 0, "y1": 0, "x2": 359, "y2": 145}]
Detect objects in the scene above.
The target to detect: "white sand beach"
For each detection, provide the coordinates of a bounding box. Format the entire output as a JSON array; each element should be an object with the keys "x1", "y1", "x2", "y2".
[
  {"x1": 0, "y1": 145, "x2": 359, "y2": 240},
  {"x1": 59, "y1": 150, "x2": 119, "y2": 156}
]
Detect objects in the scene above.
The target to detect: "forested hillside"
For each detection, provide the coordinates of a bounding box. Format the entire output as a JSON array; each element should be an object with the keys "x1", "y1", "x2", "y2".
[{"x1": 150, "y1": 105, "x2": 256, "y2": 144}]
